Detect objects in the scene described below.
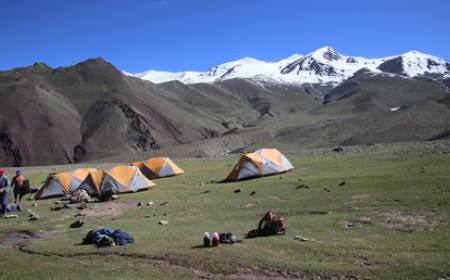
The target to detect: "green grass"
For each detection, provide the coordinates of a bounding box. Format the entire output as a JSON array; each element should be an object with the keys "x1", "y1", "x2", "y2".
[{"x1": 1, "y1": 152, "x2": 449, "y2": 279}]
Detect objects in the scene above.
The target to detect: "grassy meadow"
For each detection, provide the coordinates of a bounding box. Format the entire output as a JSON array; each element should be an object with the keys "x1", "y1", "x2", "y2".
[{"x1": 0, "y1": 150, "x2": 449, "y2": 279}]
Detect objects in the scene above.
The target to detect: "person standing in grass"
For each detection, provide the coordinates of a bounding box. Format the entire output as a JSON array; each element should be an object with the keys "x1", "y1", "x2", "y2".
[
  {"x1": 0, "y1": 168, "x2": 9, "y2": 216},
  {"x1": 11, "y1": 170, "x2": 26, "y2": 207}
]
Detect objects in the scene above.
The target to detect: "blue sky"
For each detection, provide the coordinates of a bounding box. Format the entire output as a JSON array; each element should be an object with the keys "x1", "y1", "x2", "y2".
[{"x1": 1, "y1": 0, "x2": 449, "y2": 72}]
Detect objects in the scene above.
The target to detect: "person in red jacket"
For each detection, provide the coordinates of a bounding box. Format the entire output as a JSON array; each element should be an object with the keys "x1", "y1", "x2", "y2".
[{"x1": 11, "y1": 170, "x2": 26, "y2": 206}]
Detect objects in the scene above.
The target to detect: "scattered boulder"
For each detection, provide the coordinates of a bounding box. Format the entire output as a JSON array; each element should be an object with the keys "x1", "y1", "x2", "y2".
[
  {"x1": 343, "y1": 221, "x2": 357, "y2": 229},
  {"x1": 250, "y1": 191, "x2": 256, "y2": 195},
  {"x1": 234, "y1": 188, "x2": 242, "y2": 193},
  {"x1": 111, "y1": 195, "x2": 119, "y2": 200},
  {"x1": 159, "y1": 220, "x2": 169, "y2": 225},
  {"x1": 29, "y1": 214, "x2": 39, "y2": 221},
  {"x1": 31, "y1": 203, "x2": 38, "y2": 207},
  {"x1": 294, "y1": 235, "x2": 310, "y2": 241},
  {"x1": 160, "y1": 201, "x2": 169, "y2": 206},
  {"x1": 70, "y1": 219, "x2": 85, "y2": 228},
  {"x1": 339, "y1": 181, "x2": 346, "y2": 186},
  {"x1": 333, "y1": 147, "x2": 344, "y2": 152},
  {"x1": 28, "y1": 210, "x2": 40, "y2": 221},
  {"x1": 358, "y1": 217, "x2": 374, "y2": 224},
  {"x1": 200, "y1": 190, "x2": 210, "y2": 194},
  {"x1": 137, "y1": 202, "x2": 143, "y2": 206},
  {"x1": 147, "y1": 201, "x2": 153, "y2": 206}
]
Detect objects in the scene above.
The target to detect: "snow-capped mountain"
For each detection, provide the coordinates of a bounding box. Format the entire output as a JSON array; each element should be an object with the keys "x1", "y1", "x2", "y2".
[{"x1": 127, "y1": 46, "x2": 450, "y2": 86}]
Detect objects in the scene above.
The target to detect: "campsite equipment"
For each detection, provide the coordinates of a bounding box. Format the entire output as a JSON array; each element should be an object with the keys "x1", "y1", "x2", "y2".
[
  {"x1": 225, "y1": 149, "x2": 294, "y2": 181},
  {"x1": 203, "y1": 232, "x2": 211, "y2": 247},
  {"x1": 212, "y1": 232, "x2": 220, "y2": 247},
  {"x1": 219, "y1": 232, "x2": 240, "y2": 244},
  {"x1": 75, "y1": 170, "x2": 106, "y2": 197},
  {"x1": 82, "y1": 227, "x2": 133, "y2": 247},
  {"x1": 69, "y1": 189, "x2": 91, "y2": 203},
  {"x1": 100, "y1": 166, "x2": 154, "y2": 197},
  {"x1": 21, "y1": 179, "x2": 31, "y2": 194},
  {"x1": 97, "y1": 235, "x2": 115, "y2": 247},
  {"x1": 133, "y1": 157, "x2": 184, "y2": 179},
  {"x1": 110, "y1": 229, "x2": 134, "y2": 245},
  {"x1": 35, "y1": 168, "x2": 97, "y2": 199},
  {"x1": 247, "y1": 212, "x2": 286, "y2": 238},
  {"x1": 4, "y1": 214, "x2": 18, "y2": 218},
  {"x1": 7, "y1": 204, "x2": 22, "y2": 212}
]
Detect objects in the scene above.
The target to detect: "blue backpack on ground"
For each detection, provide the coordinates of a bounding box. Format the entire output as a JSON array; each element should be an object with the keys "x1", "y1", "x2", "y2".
[
  {"x1": 111, "y1": 229, "x2": 134, "y2": 245},
  {"x1": 82, "y1": 227, "x2": 134, "y2": 246}
]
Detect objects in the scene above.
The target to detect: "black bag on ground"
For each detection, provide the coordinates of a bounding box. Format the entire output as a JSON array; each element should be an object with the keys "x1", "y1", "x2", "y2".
[
  {"x1": 82, "y1": 230, "x2": 100, "y2": 245},
  {"x1": 219, "y1": 232, "x2": 240, "y2": 244}
]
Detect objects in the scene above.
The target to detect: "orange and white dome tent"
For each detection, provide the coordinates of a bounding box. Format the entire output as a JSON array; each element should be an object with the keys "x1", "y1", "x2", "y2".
[
  {"x1": 225, "y1": 148, "x2": 294, "y2": 181},
  {"x1": 100, "y1": 165, "x2": 155, "y2": 196},
  {"x1": 75, "y1": 169, "x2": 106, "y2": 197},
  {"x1": 35, "y1": 168, "x2": 97, "y2": 199},
  {"x1": 133, "y1": 157, "x2": 184, "y2": 179}
]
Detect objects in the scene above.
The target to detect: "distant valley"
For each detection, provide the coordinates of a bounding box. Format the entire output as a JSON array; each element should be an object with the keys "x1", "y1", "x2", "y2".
[{"x1": 0, "y1": 46, "x2": 449, "y2": 166}]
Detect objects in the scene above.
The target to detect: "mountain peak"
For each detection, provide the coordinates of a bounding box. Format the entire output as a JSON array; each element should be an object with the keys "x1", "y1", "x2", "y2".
[
  {"x1": 315, "y1": 45, "x2": 336, "y2": 52},
  {"x1": 128, "y1": 47, "x2": 449, "y2": 85},
  {"x1": 309, "y1": 45, "x2": 343, "y2": 61},
  {"x1": 401, "y1": 50, "x2": 431, "y2": 58},
  {"x1": 238, "y1": 56, "x2": 261, "y2": 63}
]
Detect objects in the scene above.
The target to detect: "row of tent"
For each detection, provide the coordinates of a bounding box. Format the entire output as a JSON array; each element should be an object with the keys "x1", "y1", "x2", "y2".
[
  {"x1": 35, "y1": 157, "x2": 184, "y2": 199},
  {"x1": 35, "y1": 149, "x2": 294, "y2": 199}
]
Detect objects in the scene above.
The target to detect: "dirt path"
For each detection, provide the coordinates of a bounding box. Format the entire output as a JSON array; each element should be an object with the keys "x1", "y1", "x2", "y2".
[{"x1": 0, "y1": 230, "x2": 365, "y2": 280}]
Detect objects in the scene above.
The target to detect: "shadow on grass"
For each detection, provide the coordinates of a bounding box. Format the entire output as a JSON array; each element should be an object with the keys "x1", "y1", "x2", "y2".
[{"x1": 191, "y1": 245, "x2": 209, "y2": 249}]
